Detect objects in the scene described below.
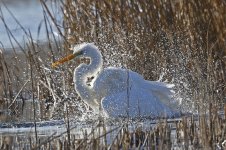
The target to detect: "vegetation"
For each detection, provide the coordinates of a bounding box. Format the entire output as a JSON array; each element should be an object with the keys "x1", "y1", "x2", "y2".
[
  {"x1": 0, "y1": 0, "x2": 225, "y2": 149},
  {"x1": 61, "y1": 0, "x2": 226, "y2": 112}
]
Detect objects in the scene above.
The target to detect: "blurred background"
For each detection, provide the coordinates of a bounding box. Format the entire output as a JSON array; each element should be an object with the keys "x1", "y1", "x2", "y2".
[{"x1": 0, "y1": 0, "x2": 60, "y2": 48}]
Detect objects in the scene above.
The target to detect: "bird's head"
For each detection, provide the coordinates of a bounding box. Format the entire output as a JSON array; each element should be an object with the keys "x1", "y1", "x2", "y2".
[{"x1": 52, "y1": 43, "x2": 96, "y2": 68}]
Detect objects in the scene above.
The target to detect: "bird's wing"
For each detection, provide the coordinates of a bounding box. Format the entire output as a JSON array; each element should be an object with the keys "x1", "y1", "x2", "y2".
[
  {"x1": 93, "y1": 67, "x2": 177, "y2": 116},
  {"x1": 142, "y1": 80, "x2": 176, "y2": 109},
  {"x1": 102, "y1": 85, "x2": 177, "y2": 118},
  {"x1": 126, "y1": 70, "x2": 176, "y2": 110}
]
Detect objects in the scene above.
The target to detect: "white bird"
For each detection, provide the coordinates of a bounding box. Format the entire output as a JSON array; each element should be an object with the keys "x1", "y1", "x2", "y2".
[{"x1": 52, "y1": 43, "x2": 178, "y2": 118}]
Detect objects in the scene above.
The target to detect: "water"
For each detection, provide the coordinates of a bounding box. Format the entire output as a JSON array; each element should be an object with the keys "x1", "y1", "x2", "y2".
[
  {"x1": 0, "y1": 118, "x2": 183, "y2": 149},
  {"x1": 0, "y1": 0, "x2": 62, "y2": 49}
]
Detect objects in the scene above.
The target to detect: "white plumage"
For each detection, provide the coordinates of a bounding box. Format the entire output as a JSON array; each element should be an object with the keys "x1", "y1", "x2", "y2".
[{"x1": 54, "y1": 43, "x2": 178, "y2": 118}]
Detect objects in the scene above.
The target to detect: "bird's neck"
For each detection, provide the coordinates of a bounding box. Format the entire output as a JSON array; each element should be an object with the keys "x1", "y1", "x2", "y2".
[{"x1": 73, "y1": 50, "x2": 103, "y2": 109}]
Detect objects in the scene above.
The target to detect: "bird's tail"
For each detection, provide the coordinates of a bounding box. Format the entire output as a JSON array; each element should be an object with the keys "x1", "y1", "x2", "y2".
[{"x1": 146, "y1": 81, "x2": 177, "y2": 110}]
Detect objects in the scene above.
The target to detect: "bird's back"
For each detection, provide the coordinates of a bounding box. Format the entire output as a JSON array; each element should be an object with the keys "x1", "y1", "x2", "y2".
[{"x1": 93, "y1": 67, "x2": 130, "y2": 99}]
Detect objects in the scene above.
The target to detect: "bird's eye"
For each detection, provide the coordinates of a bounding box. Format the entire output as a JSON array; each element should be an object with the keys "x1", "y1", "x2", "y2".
[
  {"x1": 78, "y1": 51, "x2": 83, "y2": 55},
  {"x1": 74, "y1": 50, "x2": 83, "y2": 56}
]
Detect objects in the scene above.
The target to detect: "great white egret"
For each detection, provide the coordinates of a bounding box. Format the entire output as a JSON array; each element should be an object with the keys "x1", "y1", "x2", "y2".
[{"x1": 52, "y1": 43, "x2": 178, "y2": 118}]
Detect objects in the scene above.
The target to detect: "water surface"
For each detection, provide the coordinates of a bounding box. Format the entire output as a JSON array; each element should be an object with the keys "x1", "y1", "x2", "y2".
[{"x1": 0, "y1": 0, "x2": 61, "y2": 49}]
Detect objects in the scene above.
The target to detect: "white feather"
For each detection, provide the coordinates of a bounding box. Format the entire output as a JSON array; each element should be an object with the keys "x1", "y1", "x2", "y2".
[{"x1": 73, "y1": 43, "x2": 179, "y2": 118}]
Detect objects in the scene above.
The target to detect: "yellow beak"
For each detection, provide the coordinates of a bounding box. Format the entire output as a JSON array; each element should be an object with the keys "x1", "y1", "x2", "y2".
[{"x1": 52, "y1": 53, "x2": 76, "y2": 68}]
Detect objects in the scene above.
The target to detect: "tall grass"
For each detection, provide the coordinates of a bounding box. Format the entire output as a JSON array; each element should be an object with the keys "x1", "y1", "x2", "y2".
[
  {"x1": 1, "y1": 115, "x2": 226, "y2": 149},
  {"x1": 0, "y1": 0, "x2": 225, "y2": 149},
  {"x1": 59, "y1": 0, "x2": 226, "y2": 112},
  {"x1": 0, "y1": 0, "x2": 225, "y2": 118}
]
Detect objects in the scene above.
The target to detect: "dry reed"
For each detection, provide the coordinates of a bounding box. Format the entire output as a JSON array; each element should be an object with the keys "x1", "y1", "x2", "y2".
[{"x1": 0, "y1": 0, "x2": 225, "y2": 149}]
